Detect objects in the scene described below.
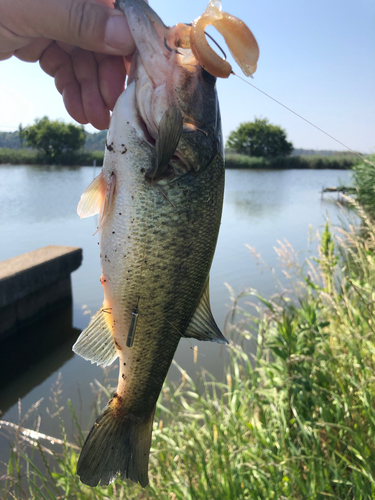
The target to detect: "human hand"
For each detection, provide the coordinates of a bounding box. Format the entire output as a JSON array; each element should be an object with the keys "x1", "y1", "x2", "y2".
[{"x1": 0, "y1": 0, "x2": 136, "y2": 129}]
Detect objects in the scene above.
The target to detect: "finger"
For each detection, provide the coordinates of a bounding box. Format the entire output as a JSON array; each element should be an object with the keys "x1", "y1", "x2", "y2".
[
  {"x1": 0, "y1": 51, "x2": 13, "y2": 61},
  {"x1": 14, "y1": 38, "x2": 52, "y2": 62},
  {"x1": 62, "y1": 83, "x2": 89, "y2": 126},
  {"x1": 5, "y1": 0, "x2": 135, "y2": 55},
  {"x1": 97, "y1": 54, "x2": 126, "y2": 111},
  {"x1": 72, "y1": 48, "x2": 110, "y2": 130},
  {"x1": 40, "y1": 42, "x2": 88, "y2": 124},
  {"x1": 0, "y1": 18, "x2": 34, "y2": 53}
]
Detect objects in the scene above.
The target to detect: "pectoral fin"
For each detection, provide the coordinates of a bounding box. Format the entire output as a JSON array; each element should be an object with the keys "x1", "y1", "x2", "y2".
[
  {"x1": 72, "y1": 307, "x2": 118, "y2": 366},
  {"x1": 184, "y1": 280, "x2": 228, "y2": 344},
  {"x1": 77, "y1": 171, "x2": 106, "y2": 219},
  {"x1": 77, "y1": 171, "x2": 116, "y2": 232},
  {"x1": 145, "y1": 107, "x2": 183, "y2": 182}
]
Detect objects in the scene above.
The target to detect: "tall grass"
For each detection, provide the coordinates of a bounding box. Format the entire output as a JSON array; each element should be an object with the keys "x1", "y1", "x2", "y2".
[
  {"x1": 0, "y1": 148, "x2": 38, "y2": 165},
  {"x1": 353, "y1": 155, "x2": 375, "y2": 219},
  {"x1": 0, "y1": 148, "x2": 104, "y2": 166},
  {"x1": 225, "y1": 152, "x2": 361, "y2": 170},
  {"x1": 1, "y1": 148, "x2": 360, "y2": 169},
  {"x1": 2, "y1": 205, "x2": 375, "y2": 498}
]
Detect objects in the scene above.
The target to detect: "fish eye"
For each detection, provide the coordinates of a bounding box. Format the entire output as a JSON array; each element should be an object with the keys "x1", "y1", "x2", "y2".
[{"x1": 201, "y1": 67, "x2": 217, "y2": 86}]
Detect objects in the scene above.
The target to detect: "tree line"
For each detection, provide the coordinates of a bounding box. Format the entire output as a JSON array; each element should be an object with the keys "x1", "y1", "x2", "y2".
[
  {"x1": 0, "y1": 119, "x2": 107, "y2": 156},
  {"x1": 2, "y1": 116, "x2": 293, "y2": 164}
]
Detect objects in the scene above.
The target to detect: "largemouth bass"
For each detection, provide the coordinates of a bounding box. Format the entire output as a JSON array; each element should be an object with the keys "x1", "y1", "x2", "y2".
[{"x1": 73, "y1": 0, "x2": 227, "y2": 488}]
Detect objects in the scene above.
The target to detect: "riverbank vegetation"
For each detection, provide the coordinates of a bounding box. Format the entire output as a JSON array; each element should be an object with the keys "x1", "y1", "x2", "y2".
[
  {"x1": 225, "y1": 152, "x2": 361, "y2": 170},
  {"x1": 0, "y1": 117, "x2": 364, "y2": 169},
  {"x1": 0, "y1": 147, "x2": 104, "y2": 166},
  {"x1": 0, "y1": 119, "x2": 105, "y2": 166},
  {"x1": 226, "y1": 118, "x2": 294, "y2": 158},
  {"x1": 353, "y1": 155, "x2": 375, "y2": 218},
  {"x1": 0, "y1": 148, "x2": 361, "y2": 170},
  {"x1": 2, "y1": 161, "x2": 375, "y2": 498}
]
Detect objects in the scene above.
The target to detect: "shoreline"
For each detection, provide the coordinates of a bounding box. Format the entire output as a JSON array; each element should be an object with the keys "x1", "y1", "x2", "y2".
[{"x1": 0, "y1": 148, "x2": 361, "y2": 170}]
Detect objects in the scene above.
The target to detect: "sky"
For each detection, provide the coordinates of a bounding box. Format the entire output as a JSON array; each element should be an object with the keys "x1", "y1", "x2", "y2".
[{"x1": 0, "y1": 0, "x2": 374, "y2": 153}]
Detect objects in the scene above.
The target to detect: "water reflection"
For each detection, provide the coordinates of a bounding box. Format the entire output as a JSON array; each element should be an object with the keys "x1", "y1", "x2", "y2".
[
  {"x1": 0, "y1": 165, "x2": 92, "y2": 224},
  {"x1": 0, "y1": 304, "x2": 80, "y2": 413}
]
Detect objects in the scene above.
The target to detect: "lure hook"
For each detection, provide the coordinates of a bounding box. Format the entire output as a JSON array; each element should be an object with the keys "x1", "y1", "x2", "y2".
[{"x1": 184, "y1": 23, "x2": 227, "y2": 61}]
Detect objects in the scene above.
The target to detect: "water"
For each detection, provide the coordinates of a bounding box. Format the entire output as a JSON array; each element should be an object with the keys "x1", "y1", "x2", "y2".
[{"x1": 0, "y1": 165, "x2": 352, "y2": 450}]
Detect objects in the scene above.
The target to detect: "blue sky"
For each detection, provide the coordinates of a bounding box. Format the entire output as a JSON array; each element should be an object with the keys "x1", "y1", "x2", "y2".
[{"x1": 0, "y1": 0, "x2": 374, "y2": 152}]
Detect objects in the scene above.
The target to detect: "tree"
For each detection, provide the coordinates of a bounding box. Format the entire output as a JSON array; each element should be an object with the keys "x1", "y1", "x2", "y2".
[
  {"x1": 18, "y1": 123, "x2": 25, "y2": 149},
  {"x1": 23, "y1": 117, "x2": 85, "y2": 163},
  {"x1": 226, "y1": 118, "x2": 293, "y2": 158}
]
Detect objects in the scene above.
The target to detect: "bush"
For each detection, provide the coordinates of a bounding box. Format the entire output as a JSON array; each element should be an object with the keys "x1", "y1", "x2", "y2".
[
  {"x1": 23, "y1": 117, "x2": 85, "y2": 164},
  {"x1": 226, "y1": 118, "x2": 293, "y2": 158}
]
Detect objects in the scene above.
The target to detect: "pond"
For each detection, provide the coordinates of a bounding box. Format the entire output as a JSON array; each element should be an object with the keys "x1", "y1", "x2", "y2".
[{"x1": 0, "y1": 165, "x2": 353, "y2": 454}]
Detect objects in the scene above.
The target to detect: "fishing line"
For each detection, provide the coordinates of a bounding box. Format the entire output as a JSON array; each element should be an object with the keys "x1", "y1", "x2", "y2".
[
  {"x1": 164, "y1": 318, "x2": 206, "y2": 359},
  {"x1": 193, "y1": 26, "x2": 372, "y2": 165},
  {"x1": 232, "y1": 72, "x2": 374, "y2": 167}
]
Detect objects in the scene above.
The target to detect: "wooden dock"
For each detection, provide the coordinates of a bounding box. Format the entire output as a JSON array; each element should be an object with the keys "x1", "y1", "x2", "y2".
[{"x1": 321, "y1": 186, "x2": 356, "y2": 200}]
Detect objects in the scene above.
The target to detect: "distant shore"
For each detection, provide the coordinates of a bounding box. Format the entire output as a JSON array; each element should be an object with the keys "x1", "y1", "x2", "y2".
[
  {"x1": 0, "y1": 147, "x2": 361, "y2": 170},
  {"x1": 225, "y1": 153, "x2": 360, "y2": 170}
]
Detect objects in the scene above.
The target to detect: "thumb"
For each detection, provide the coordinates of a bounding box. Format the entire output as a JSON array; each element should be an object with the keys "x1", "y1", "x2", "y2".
[{"x1": 14, "y1": 0, "x2": 135, "y2": 55}]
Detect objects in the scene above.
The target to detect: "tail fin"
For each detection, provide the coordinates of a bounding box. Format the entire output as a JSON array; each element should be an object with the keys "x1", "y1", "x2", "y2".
[{"x1": 76, "y1": 397, "x2": 155, "y2": 488}]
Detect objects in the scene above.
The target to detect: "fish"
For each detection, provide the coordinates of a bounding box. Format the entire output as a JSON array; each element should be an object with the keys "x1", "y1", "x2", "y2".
[{"x1": 73, "y1": 0, "x2": 258, "y2": 488}]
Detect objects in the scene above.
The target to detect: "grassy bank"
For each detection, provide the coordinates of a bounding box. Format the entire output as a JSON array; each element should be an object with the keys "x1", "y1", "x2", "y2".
[
  {"x1": 225, "y1": 153, "x2": 361, "y2": 170},
  {"x1": 0, "y1": 148, "x2": 38, "y2": 165},
  {"x1": 0, "y1": 148, "x2": 104, "y2": 166},
  {"x1": 0, "y1": 147, "x2": 361, "y2": 170},
  {"x1": 2, "y1": 192, "x2": 375, "y2": 497}
]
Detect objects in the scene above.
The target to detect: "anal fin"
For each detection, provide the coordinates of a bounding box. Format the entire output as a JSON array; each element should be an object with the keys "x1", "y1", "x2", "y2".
[
  {"x1": 184, "y1": 279, "x2": 228, "y2": 344},
  {"x1": 73, "y1": 307, "x2": 118, "y2": 366}
]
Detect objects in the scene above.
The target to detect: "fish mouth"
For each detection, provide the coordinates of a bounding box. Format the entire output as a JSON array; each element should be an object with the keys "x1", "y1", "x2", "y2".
[{"x1": 117, "y1": 0, "x2": 223, "y2": 180}]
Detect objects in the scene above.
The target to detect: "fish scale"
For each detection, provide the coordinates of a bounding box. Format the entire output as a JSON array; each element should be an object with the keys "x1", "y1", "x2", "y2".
[{"x1": 106, "y1": 155, "x2": 225, "y2": 414}]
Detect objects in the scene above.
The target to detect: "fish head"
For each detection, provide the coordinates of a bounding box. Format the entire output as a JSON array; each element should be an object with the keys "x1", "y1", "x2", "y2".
[{"x1": 115, "y1": 0, "x2": 223, "y2": 182}]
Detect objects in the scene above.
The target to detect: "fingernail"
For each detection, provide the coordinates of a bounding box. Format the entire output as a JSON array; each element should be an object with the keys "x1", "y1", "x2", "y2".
[{"x1": 105, "y1": 16, "x2": 135, "y2": 54}]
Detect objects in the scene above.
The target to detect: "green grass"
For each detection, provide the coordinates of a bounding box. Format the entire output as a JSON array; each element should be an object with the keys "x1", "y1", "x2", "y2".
[
  {"x1": 0, "y1": 148, "x2": 38, "y2": 165},
  {"x1": 1, "y1": 148, "x2": 361, "y2": 170},
  {"x1": 0, "y1": 148, "x2": 104, "y2": 166},
  {"x1": 225, "y1": 153, "x2": 361, "y2": 170},
  {"x1": 353, "y1": 155, "x2": 375, "y2": 219},
  {"x1": 2, "y1": 203, "x2": 375, "y2": 498}
]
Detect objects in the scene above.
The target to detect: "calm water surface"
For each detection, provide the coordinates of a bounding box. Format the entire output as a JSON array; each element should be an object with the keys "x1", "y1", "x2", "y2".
[{"x1": 0, "y1": 166, "x2": 352, "y2": 450}]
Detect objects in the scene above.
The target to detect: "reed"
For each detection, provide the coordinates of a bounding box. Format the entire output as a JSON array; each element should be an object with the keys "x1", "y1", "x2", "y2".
[
  {"x1": 2, "y1": 203, "x2": 375, "y2": 499},
  {"x1": 0, "y1": 148, "x2": 360, "y2": 170},
  {"x1": 225, "y1": 152, "x2": 361, "y2": 170},
  {"x1": 0, "y1": 148, "x2": 104, "y2": 166},
  {"x1": 353, "y1": 155, "x2": 375, "y2": 219}
]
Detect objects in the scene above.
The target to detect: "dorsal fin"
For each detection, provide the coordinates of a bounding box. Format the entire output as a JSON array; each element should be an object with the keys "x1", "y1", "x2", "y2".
[
  {"x1": 184, "y1": 280, "x2": 228, "y2": 344},
  {"x1": 73, "y1": 307, "x2": 118, "y2": 366}
]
